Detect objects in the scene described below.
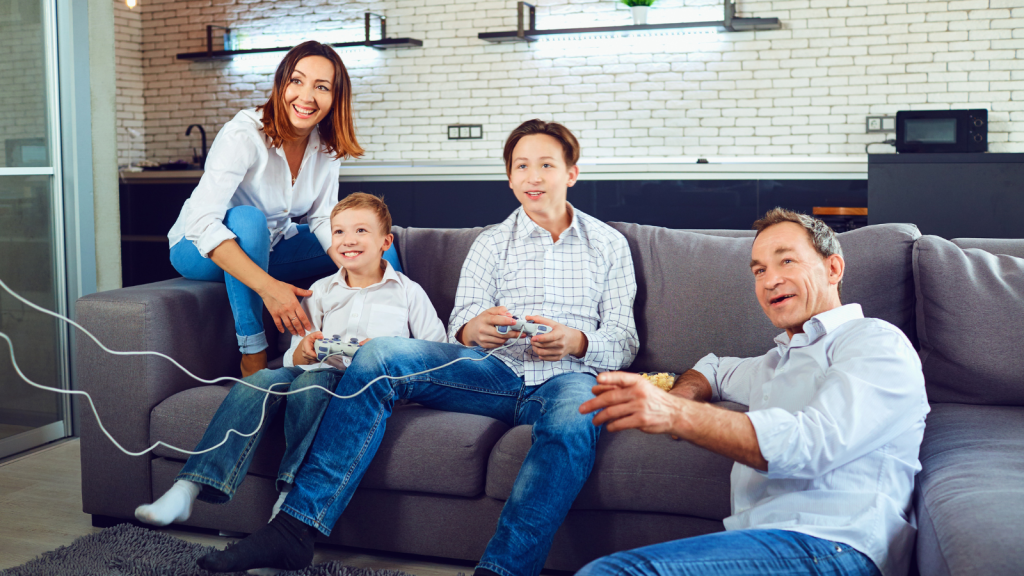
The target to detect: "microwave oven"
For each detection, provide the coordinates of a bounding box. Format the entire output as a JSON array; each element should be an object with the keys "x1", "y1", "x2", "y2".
[{"x1": 895, "y1": 109, "x2": 987, "y2": 153}]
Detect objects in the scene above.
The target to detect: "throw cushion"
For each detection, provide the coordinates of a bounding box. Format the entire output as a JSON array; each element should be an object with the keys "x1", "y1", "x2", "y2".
[{"x1": 913, "y1": 235, "x2": 1024, "y2": 405}]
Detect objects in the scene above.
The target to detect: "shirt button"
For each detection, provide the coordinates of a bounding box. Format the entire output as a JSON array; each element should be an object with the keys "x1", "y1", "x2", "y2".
[{"x1": 763, "y1": 394, "x2": 769, "y2": 401}]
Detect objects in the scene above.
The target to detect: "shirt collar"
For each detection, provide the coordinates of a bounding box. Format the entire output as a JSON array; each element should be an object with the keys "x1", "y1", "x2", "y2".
[
  {"x1": 773, "y1": 303, "x2": 864, "y2": 347},
  {"x1": 329, "y1": 259, "x2": 399, "y2": 291},
  {"x1": 513, "y1": 203, "x2": 580, "y2": 243}
]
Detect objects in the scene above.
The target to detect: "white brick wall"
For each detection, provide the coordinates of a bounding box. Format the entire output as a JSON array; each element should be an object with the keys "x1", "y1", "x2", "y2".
[
  {"x1": 115, "y1": 0, "x2": 1024, "y2": 164},
  {"x1": 115, "y1": 0, "x2": 145, "y2": 167},
  {"x1": 0, "y1": 3, "x2": 47, "y2": 168}
]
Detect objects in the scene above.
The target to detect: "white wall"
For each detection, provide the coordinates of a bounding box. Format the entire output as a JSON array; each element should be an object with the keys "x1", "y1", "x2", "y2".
[{"x1": 115, "y1": 0, "x2": 1024, "y2": 165}]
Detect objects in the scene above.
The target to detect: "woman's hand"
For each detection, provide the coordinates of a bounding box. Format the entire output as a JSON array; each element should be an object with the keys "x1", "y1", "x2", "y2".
[{"x1": 260, "y1": 280, "x2": 314, "y2": 336}]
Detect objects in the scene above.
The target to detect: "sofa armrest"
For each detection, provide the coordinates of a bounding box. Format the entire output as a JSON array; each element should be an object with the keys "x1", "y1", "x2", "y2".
[{"x1": 76, "y1": 278, "x2": 239, "y2": 519}]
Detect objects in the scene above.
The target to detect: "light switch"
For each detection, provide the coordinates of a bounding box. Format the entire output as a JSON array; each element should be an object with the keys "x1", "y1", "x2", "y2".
[
  {"x1": 447, "y1": 124, "x2": 484, "y2": 140},
  {"x1": 448, "y1": 126, "x2": 459, "y2": 139}
]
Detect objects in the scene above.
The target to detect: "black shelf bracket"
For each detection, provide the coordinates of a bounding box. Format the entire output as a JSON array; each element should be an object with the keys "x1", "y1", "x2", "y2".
[
  {"x1": 178, "y1": 12, "x2": 422, "y2": 62},
  {"x1": 478, "y1": 0, "x2": 780, "y2": 43}
]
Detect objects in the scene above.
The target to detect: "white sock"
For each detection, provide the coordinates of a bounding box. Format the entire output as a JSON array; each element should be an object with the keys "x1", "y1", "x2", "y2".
[
  {"x1": 134, "y1": 480, "x2": 200, "y2": 526},
  {"x1": 269, "y1": 484, "x2": 291, "y2": 523}
]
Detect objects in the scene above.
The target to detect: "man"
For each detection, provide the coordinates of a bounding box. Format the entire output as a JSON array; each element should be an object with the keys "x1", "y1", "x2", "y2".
[
  {"x1": 199, "y1": 119, "x2": 640, "y2": 576},
  {"x1": 579, "y1": 209, "x2": 928, "y2": 576}
]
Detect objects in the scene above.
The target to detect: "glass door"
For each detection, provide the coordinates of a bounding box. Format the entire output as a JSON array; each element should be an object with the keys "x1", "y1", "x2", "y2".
[{"x1": 0, "y1": 0, "x2": 70, "y2": 458}]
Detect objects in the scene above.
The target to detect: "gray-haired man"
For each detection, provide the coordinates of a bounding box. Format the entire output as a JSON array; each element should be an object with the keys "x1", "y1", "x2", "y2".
[{"x1": 579, "y1": 208, "x2": 928, "y2": 576}]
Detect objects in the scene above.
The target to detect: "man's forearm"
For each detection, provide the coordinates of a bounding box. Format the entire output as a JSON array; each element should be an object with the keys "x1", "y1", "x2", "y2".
[
  {"x1": 672, "y1": 400, "x2": 768, "y2": 472},
  {"x1": 669, "y1": 369, "x2": 713, "y2": 402}
]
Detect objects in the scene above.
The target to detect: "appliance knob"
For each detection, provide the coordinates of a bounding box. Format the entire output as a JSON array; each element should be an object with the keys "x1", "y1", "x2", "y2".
[
  {"x1": 974, "y1": 134, "x2": 984, "y2": 142},
  {"x1": 974, "y1": 119, "x2": 984, "y2": 127}
]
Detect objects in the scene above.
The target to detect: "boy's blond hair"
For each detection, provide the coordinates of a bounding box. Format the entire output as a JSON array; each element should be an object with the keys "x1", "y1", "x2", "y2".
[{"x1": 330, "y1": 192, "x2": 392, "y2": 236}]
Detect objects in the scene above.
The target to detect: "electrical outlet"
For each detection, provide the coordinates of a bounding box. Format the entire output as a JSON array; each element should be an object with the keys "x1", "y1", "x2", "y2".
[
  {"x1": 866, "y1": 116, "x2": 895, "y2": 133},
  {"x1": 448, "y1": 125, "x2": 483, "y2": 140}
]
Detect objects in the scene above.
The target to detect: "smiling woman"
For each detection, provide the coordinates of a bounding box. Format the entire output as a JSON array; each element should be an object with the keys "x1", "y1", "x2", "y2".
[{"x1": 165, "y1": 41, "x2": 364, "y2": 377}]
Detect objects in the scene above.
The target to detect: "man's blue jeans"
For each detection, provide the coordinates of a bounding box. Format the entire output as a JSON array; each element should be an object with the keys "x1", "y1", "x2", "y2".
[
  {"x1": 280, "y1": 337, "x2": 603, "y2": 576},
  {"x1": 576, "y1": 529, "x2": 881, "y2": 576},
  {"x1": 169, "y1": 205, "x2": 337, "y2": 354},
  {"x1": 177, "y1": 367, "x2": 344, "y2": 503}
]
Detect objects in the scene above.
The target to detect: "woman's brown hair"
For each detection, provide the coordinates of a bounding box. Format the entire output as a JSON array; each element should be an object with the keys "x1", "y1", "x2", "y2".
[{"x1": 257, "y1": 41, "x2": 364, "y2": 160}]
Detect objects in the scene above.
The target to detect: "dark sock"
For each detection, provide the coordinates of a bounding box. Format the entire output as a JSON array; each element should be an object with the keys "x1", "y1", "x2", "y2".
[
  {"x1": 197, "y1": 512, "x2": 317, "y2": 573},
  {"x1": 474, "y1": 569, "x2": 502, "y2": 576}
]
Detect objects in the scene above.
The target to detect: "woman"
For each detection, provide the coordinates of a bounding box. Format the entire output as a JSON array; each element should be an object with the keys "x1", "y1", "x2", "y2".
[{"x1": 167, "y1": 41, "x2": 362, "y2": 377}]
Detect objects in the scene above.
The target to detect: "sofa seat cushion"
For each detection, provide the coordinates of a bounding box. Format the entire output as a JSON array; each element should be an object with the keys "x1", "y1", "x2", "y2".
[
  {"x1": 485, "y1": 401, "x2": 746, "y2": 520},
  {"x1": 915, "y1": 403, "x2": 1024, "y2": 576},
  {"x1": 913, "y1": 236, "x2": 1024, "y2": 405},
  {"x1": 151, "y1": 388, "x2": 509, "y2": 498}
]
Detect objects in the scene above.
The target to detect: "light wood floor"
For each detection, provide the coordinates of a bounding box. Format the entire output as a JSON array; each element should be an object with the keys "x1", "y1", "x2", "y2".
[{"x1": 0, "y1": 439, "x2": 478, "y2": 575}]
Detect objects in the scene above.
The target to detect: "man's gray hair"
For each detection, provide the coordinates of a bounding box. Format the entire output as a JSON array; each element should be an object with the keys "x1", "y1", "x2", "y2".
[{"x1": 752, "y1": 207, "x2": 844, "y2": 298}]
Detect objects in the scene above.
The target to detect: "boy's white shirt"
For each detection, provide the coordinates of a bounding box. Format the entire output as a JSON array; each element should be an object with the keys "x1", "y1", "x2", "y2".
[{"x1": 285, "y1": 260, "x2": 447, "y2": 370}]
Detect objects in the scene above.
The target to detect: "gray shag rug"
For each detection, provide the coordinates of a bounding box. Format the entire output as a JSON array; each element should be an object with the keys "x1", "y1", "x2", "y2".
[{"x1": 0, "y1": 523, "x2": 418, "y2": 576}]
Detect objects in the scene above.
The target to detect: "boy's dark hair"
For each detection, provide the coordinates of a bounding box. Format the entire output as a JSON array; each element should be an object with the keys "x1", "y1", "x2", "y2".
[
  {"x1": 502, "y1": 119, "x2": 580, "y2": 176},
  {"x1": 330, "y1": 192, "x2": 392, "y2": 236}
]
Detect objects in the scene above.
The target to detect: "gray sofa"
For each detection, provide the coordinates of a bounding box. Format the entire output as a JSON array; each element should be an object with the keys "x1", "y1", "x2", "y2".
[{"x1": 75, "y1": 223, "x2": 1023, "y2": 575}]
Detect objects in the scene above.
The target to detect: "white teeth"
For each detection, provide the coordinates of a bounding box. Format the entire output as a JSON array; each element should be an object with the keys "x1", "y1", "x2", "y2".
[
  {"x1": 343, "y1": 251, "x2": 361, "y2": 257},
  {"x1": 293, "y1": 105, "x2": 315, "y2": 115}
]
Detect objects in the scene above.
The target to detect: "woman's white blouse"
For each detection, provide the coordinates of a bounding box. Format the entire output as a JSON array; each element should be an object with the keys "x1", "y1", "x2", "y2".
[{"x1": 167, "y1": 109, "x2": 342, "y2": 257}]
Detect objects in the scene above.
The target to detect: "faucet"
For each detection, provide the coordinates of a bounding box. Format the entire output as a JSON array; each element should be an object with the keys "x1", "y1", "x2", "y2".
[{"x1": 186, "y1": 124, "x2": 207, "y2": 168}]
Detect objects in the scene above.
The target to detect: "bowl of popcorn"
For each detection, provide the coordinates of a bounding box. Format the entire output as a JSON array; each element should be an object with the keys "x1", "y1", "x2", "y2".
[{"x1": 639, "y1": 372, "x2": 677, "y2": 391}]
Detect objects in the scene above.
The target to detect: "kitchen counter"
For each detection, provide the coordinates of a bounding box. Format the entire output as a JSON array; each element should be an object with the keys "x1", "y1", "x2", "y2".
[{"x1": 118, "y1": 158, "x2": 869, "y2": 184}]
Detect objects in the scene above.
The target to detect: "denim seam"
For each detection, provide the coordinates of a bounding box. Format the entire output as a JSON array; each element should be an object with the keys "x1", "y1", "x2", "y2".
[
  {"x1": 476, "y1": 561, "x2": 516, "y2": 576},
  {"x1": 312, "y1": 388, "x2": 396, "y2": 535},
  {"x1": 176, "y1": 472, "x2": 233, "y2": 502}
]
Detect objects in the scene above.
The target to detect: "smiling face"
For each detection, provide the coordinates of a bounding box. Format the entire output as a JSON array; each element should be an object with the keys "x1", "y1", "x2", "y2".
[
  {"x1": 283, "y1": 55, "x2": 335, "y2": 136},
  {"x1": 329, "y1": 208, "x2": 393, "y2": 279},
  {"x1": 508, "y1": 133, "x2": 579, "y2": 217},
  {"x1": 750, "y1": 221, "x2": 845, "y2": 337}
]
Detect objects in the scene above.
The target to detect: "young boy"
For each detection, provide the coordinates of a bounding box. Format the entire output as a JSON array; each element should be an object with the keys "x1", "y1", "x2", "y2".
[
  {"x1": 196, "y1": 120, "x2": 640, "y2": 575},
  {"x1": 135, "y1": 193, "x2": 445, "y2": 527}
]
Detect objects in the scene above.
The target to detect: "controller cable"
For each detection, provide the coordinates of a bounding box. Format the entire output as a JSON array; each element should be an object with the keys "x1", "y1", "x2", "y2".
[{"x1": 0, "y1": 277, "x2": 528, "y2": 459}]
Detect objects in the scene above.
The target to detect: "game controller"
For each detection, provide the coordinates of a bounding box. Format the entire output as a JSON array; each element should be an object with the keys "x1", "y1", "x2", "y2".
[
  {"x1": 496, "y1": 316, "x2": 552, "y2": 337},
  {"x1": 315, "y1": 335, "x2": 362, "y2": 362}
]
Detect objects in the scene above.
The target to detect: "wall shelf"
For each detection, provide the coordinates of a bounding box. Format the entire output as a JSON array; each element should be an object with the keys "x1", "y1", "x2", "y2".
[
  {"x1": 177, "y1": 13, "x2": 422, "y2": 62},
  {"x1": 478, "y1": 0, "x2": 781, "y2": 43}
]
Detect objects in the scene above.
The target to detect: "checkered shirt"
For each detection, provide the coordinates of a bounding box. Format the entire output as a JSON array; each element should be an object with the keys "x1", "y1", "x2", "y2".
[{"x1": 447, "y1": 205, "x2": 639, "y2": 386}]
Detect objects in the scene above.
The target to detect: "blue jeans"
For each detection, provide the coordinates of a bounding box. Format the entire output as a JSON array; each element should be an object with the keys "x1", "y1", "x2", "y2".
[
  {"x1": 280, "y1": 337, "x2": 602, "y2": 576},
  {"x1": 177, "y1": 367, "x2": 344, "y2": 503},
  {"x1": 169, "y1": 205, "x2": 337, "y2": 354},
  {"x1": 577, "y1": 529, "x2": 881, "y2": 576}
]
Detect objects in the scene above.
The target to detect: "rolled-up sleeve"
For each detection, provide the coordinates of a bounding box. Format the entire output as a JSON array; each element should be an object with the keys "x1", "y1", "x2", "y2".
[
  {"x1": 184, "y1": 127, "x2": 260, "y2": 257},
  {"x1": 746, "y1": 327, "x2": 927, "y2": 480},
  {"x1": 447, "y1": 233, "x2": 499, "y2": 344},
  {"x1": 692, "y1": 353, "x2": 760, "y2": 404},
  {"x1": 580, "y1": 236, "x2": 639, "y2": 371},
  {"x1": 307, "y1": 158, "x2": 341, "y2": 253}
]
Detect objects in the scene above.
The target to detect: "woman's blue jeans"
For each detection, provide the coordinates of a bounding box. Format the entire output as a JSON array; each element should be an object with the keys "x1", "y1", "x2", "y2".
[
  {"x1": 576, "y1": 529, "x2": 881, "y2": 576},
  {"x1": 177, "y1": 367, "x2": 344, "y2": 503},
  {"x1": 169, "y1": 205, "x2": 336, "y2": 354},
  {"x1": 279, "y1": 337, "x2": 603, "y2": 576}
]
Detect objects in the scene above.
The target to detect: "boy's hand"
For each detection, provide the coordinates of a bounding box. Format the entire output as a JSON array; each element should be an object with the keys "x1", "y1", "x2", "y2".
[
  {"x1": 297, "y1": 331, "x2": 323, "y2": 365},
  {"x1": 524, "y1": 316, "x2": 588, "y2": 361},
  {"x1": 458, "y1": 306, "x2": 517, "y2": 348}
]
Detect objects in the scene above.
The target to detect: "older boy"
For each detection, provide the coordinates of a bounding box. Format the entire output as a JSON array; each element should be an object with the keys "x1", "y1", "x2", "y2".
[
  {"x1": 199, "y1": 120, "x2": 640, "y2": 575},
  {"x1": 136, "y1": 193, "x2": 445, "y2": 527}
]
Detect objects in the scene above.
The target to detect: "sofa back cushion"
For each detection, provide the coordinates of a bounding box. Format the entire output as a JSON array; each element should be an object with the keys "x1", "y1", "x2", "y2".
[
  {"x1": 609, "y1": 223, "x2": 920, "y2": 374},
  {"x1": 393, "y1": 225, "x2": 488, "y2": 329},
  {"x1": 914, "y1": 235, "x2": 1024, "y2": 405}
]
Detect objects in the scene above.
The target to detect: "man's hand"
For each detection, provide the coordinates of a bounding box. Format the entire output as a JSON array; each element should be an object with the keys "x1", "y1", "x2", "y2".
[
  {"x1": 457, "y1": 306, "x2": 517, "y2": 348},
  {"x1": 295, "y1": 331, "x2": 323, "y2": 366},
  {"x1": 525, "y1": 316, "x2": 588, "y2": 361},
  {"x1": 579, "y1": 371, "x2": 684, "y2": 434}
]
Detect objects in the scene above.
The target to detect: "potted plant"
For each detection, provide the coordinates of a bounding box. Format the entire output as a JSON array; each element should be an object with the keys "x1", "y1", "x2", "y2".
[{"x1": 622, "y1": 0, "x2": 655, "y2": 25}]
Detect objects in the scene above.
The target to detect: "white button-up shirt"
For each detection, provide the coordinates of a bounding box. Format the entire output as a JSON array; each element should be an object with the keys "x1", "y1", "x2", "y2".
[
  {"x1": 692, "y1": 304, "x2": 929, "y2": 576},
  {"x1": 168, "y1": 109, "x2": 341, "y2": 257},
  {"x1": 285, "y1": 262, "x2": 447, "y2": 370},
  {"x1": 447, "y1": 205, "x2": 639, "y2": 386}
]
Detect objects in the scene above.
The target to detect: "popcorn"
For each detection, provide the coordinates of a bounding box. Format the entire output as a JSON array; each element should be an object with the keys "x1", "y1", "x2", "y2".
[{"x1": 640, "y1": 372, "x2": 676, "y2": 392}]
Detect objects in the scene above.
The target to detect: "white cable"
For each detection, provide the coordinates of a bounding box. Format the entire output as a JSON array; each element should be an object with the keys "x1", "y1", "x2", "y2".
[{"x1": 0, "y1": 276, "x2": 527, "y2": 458}]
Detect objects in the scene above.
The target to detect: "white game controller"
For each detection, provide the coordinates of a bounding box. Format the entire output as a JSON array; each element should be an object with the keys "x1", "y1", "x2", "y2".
[
  {"x1": 496, "y1": 316, "x2": 552, "y2": 337},
  {"x1": 315, "y1": 335, "x2": 362, "y2": 362}
]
